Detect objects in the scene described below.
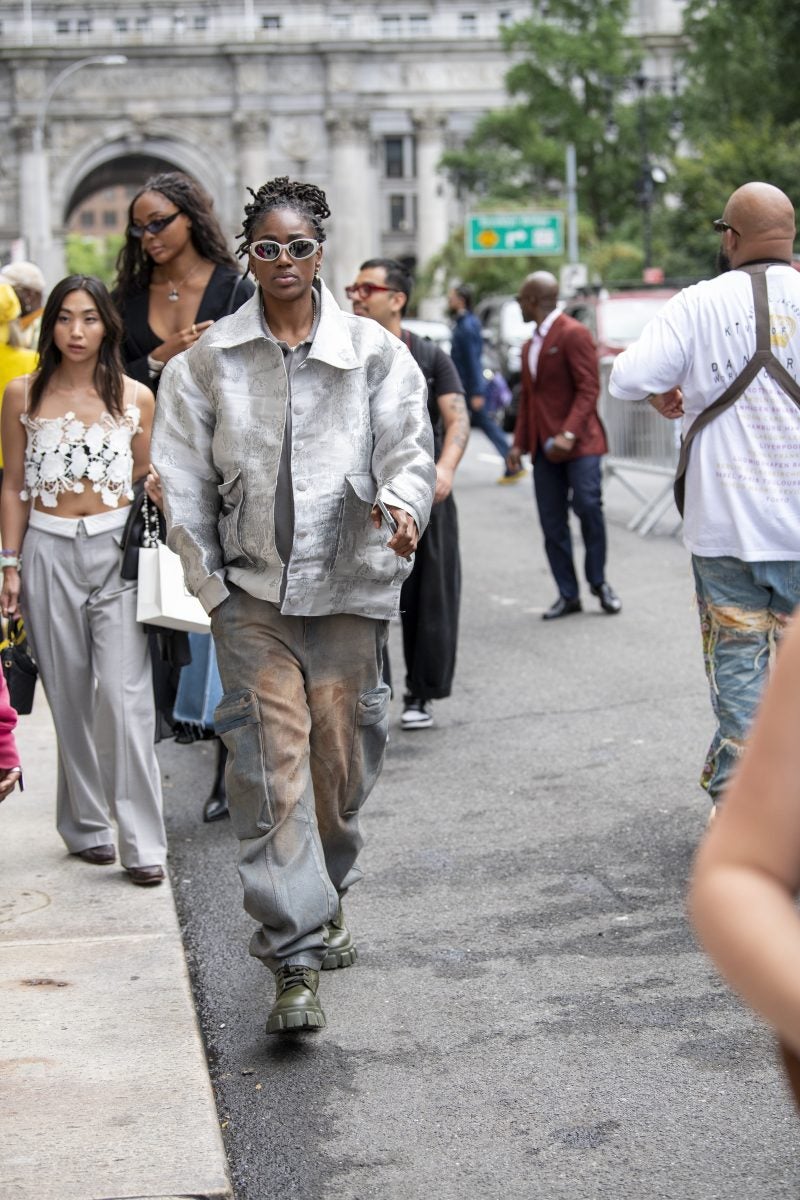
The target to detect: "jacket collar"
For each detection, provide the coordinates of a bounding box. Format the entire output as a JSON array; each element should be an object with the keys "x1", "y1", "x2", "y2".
[{"x1": 205, "y1": 279, "x2": 360, "y2": 369}]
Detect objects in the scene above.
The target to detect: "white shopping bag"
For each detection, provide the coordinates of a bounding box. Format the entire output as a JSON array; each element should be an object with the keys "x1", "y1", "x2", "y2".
[{"x1": 136, "y1": 543, "x2": 210, "y2": 634}]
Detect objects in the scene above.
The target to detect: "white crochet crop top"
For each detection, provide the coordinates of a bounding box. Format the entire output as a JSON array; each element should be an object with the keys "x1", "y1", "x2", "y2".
[{"x1": 20, "y1": 399, "x2": 142, "y2": 509}]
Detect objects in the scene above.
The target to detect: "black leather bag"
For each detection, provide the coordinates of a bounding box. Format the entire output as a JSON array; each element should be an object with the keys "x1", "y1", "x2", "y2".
[
  {"x1": 120, "y1": 479, "x2": 166, "y2": 581},
  {"x1": 1, "y1": 618, "x2": 38, "y2": 715}
]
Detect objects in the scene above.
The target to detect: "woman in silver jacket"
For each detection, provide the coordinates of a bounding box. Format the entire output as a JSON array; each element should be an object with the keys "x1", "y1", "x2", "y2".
[{"x1": 152, "y1": 177, "x2": 435, "y2": 1036}]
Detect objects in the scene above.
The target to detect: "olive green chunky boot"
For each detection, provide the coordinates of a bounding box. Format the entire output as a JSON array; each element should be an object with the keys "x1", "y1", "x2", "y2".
[
  {"x1": 266, "y1": 966, "x2": 326, "y2": 1034},
  {"x1": 322, "y1": 902, "x2": 358, "y2": 970}
]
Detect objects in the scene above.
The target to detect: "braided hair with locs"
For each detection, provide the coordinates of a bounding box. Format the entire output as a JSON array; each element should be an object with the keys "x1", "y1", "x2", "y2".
[
  {"x1": 114, "y1": 172, "x2": 241, "y2": 303},
  {"x1": 237, "y1": 177, "x2": 331, "y2": 268}
]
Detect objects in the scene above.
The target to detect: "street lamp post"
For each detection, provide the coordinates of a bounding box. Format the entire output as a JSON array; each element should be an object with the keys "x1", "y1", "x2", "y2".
[
  {"x1": 28, "y1": 55, "x2": 127, "y2": 281},
  {"x1": 635, "y1": 72, "x2": 654, "y2": 272}
]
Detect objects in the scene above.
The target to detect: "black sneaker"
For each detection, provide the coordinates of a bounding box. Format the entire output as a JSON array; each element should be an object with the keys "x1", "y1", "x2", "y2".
[{"x1": 401, "y1": 695, "x2": 433, "y2": 730}]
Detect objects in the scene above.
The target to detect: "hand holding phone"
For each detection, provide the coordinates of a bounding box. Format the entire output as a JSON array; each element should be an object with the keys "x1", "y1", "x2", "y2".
[{"x1": 375, "y1": 497, "x2": 398, "y2": 535}]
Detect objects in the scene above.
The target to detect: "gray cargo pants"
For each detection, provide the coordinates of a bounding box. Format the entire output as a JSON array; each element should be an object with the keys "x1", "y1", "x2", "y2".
[{"x1": 211, "y1": 586, "x2": 390, "y2": 972}]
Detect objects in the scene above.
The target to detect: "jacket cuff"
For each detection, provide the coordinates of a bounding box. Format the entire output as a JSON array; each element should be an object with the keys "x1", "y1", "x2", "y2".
[
  {"x1": 379, "y1": 487, "x2": 419, "y2": 528},
  {"x1": 197, "y1": 571, "x2": 230, "y2": 614}
]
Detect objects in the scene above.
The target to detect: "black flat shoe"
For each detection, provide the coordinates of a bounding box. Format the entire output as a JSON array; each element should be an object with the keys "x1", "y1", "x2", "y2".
[
  {"x1": 591, "y1": 582, "x2": 622, "y2": 614},
  {"x1": 203, "y1": 794, "x2": 229, "y2": 823},
  {"x1": 542, "y1": 596, "x2": 582, "y2": 621}
]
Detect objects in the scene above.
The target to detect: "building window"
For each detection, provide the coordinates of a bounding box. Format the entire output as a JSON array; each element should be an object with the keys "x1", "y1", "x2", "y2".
[
  {"x1": 389, "y1": 195, "x2": 409, "y2": 232},
  {"x1": 385, "y1": 137, "x2": 404, "y2": 179},
  {"x1": 381, "y1": 14, "x2": 402, "y2": 37},
  {"x1": 76, "y1": 17, "x2": 92, "y2": 33},
  {"x1": 498, "y1": 9, "x2": 513, "y2": 26},
  {"x1": 103, "y1": 210, "x2": 118, "y2": 228},
  {"x1": 56, "y1": 18, "x2": 71, "y2": 34},
  {"x1": 136, "y1": 16, "x2": 150, "y2": 30},
  {"x1": 332, "y1": 12, "x2": 351, "y2": 31},
  {"x1": 193, "y1": 14, "x2": 208, "y2": 29},
  {"x1": 383, "y1": 135, "x2": 416, "y2": 180},
  {"x1": 262, "y1": 15, "x2": 281, "y2": 29},
  {"x1": 80, "y1": 211, "x2": 96, "y2": 229},
  {"x1": 409, "y1": 13, "x2": 429, "y2": 35},
  {"x1": 460, "y1": 12, "x2": 478, "y2": 35}
]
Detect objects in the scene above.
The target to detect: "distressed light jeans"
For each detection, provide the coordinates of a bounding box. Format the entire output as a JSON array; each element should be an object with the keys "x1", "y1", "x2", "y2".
[
  {"x1": 211, "y1": 586, "x2": 390, "y2": 972},
  {"x1": 692, "y1": 555, "x2": 800, "y2": 802}
]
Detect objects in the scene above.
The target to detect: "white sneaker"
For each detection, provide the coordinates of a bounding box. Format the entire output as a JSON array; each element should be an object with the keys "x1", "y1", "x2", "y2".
[{"x1": 401, "y1": 697, "x2": 433, "y2": 730}]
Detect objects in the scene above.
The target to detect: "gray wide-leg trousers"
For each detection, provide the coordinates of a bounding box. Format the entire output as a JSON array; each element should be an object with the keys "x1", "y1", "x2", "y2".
[
  {"x1": 22, "y1": 509, "x2": 166, "y2": 868},
  {"x1": 212, "y1": 587, "x2": 390, "y2": 972}
]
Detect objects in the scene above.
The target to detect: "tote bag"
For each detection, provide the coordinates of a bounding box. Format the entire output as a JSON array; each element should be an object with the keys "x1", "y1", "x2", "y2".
[{"x1": 136, "y1": 543, "x2": 210, "y2": 634}]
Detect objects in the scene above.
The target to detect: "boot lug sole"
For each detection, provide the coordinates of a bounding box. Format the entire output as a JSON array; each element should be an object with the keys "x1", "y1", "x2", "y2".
[{"x1": 321, "y1": 944, "x2": 358, "y2": 971}]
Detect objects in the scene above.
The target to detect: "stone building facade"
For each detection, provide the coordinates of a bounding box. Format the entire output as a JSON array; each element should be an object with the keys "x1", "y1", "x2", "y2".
[{"x1": 0, "y1": 1, "x2": 684, "y2": 302}]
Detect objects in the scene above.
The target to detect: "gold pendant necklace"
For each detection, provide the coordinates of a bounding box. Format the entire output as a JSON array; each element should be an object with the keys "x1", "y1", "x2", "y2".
[{"x1": 165, "y1": 262, "x2": 201, "y2": 302}]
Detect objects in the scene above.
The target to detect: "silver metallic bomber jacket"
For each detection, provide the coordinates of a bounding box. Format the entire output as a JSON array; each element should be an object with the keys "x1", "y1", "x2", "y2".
[{"x1": 151, "y1": 281, "x2": 436, "y2": 621}]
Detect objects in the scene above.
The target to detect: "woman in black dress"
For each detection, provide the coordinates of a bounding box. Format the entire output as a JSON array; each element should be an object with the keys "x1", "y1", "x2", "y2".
[{"x1": 114, "y1": 171, "x2": 254, "y2": 822}]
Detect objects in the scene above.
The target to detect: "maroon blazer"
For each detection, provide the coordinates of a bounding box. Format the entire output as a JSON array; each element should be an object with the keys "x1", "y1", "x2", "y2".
[{"x1": 514, "y1": 312, "x2": 608, "y2": 460}]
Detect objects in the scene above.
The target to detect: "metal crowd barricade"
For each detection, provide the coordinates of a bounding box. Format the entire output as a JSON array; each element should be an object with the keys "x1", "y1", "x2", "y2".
[{"x1": 598, "y1": 357, "x2": 681, "y2": 536}]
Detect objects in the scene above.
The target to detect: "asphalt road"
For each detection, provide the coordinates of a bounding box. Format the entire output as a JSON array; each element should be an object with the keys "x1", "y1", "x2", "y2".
[{"x1": 159, "y1": 441, "x2": 800, "y2": 1200}]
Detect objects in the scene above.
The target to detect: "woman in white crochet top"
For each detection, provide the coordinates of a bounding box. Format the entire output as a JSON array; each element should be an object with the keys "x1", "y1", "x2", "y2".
[{"x1": 0, "y1": 275, "x2": 167, "y2": 885}]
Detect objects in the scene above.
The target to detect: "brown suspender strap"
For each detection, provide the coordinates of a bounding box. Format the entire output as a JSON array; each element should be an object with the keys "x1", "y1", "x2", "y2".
[{"x1": 673, "y1": 264, "x2": 800, "y2": 516}]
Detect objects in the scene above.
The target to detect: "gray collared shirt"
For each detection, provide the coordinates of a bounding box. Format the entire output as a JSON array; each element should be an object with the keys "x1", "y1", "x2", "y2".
[{"x1": 260, "y1": 289, "x2": 322, "y2": 571}]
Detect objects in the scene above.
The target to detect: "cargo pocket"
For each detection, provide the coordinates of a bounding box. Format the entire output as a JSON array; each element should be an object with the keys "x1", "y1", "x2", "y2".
[
  {"x1": 213, "y1": 689, "x2": 273, "y2": 838},
  {"x1": 343, "y1": 683, "x2": 391, "y2": 815}
]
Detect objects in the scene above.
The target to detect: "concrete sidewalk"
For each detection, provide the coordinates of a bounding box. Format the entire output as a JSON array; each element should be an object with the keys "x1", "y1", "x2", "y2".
[{"x1": 0, "y1": 693, "x2": 231, "y2": 1200}]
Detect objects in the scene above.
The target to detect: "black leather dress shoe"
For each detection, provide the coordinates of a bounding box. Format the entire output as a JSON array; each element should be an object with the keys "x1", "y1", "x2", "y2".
[
  {"x1": 542, "y1": 596, "x2": 582, "y2": 621},
  {"x1": 591, "y1": 582, "x2": 622, "y2": 614},
  {"x1": 203, "y1": 740, "x2": 229, "y2": 823},
  {"x1": 75, "y1": 844, "x2": 116, "y2": 865},
  {"x1": 203, "y1": 793, "x2": 229, "y2": 823}
]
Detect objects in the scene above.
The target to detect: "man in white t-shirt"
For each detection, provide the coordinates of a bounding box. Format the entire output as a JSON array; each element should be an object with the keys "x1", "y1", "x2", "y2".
[{"x1": 610, "y1": 181, "x2": 800, "y2": 816}]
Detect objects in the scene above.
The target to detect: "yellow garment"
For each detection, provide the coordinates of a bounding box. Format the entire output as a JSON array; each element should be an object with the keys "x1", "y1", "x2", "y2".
[{"x1": 0, "y1": 344, "x2": 37, "y2": 468}]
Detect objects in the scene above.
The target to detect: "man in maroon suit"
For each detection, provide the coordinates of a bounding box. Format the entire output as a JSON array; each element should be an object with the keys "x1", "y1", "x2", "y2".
[{"x1": 507, "y1": 271, "x2": 622, "y2": 620}]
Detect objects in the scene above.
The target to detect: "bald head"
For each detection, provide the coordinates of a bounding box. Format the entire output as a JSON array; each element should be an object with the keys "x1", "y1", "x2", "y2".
[
  {"x1": 518, "y1": 270, "x2": 559, "y2": 324},
  {"x1": 722, "y1": 182, "x2": 796, "y2": 266}
]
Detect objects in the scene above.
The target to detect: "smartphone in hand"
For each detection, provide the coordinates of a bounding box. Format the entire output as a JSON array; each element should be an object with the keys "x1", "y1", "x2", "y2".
[{"x1": 375, "y1": 498, "x2": 398, "y2": 535}]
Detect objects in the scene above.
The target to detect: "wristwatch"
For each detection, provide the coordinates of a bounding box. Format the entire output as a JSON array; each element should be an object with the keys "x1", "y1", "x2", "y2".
[{"x1": 562, "y1": 431, "x2": 576, "y2": 442}]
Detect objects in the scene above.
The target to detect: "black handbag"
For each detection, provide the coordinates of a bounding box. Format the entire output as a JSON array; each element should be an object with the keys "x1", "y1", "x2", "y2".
[
  {"x1": 120, "y1": 478, "x2": 166, "y2": 581},
  {"x1": 1, "y1": 617, "x2": 38, "y2": 715}
]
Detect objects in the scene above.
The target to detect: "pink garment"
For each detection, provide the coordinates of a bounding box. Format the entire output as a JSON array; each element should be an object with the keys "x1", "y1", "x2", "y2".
[{"x1": 0, "y1": 670, "x2": 21, "y2": 769}]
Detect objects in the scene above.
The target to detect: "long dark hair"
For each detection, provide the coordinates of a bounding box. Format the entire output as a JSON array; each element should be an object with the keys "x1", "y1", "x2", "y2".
[
  {"x1": 30, "y1": 276, "x2": 125, "y2": 417},
  {"x1": 114, "y1": 171, "x2": 240, "y2": 301}
]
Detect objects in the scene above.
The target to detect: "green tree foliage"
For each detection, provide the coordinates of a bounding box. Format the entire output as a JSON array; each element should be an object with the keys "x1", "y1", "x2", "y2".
[
  {"x1": 65, "y1": 235, "x2": 124, "y2": 287},
  {"x1": 662, "y1": 0, "x2": 800, "y2": 278},
  {"x1": 438, "y1": 0, "x2": 676, "y2": 292}
]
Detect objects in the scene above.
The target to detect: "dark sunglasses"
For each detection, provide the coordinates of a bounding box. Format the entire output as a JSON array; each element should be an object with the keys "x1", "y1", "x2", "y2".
[
  {"x1": 249, "y1": 238, "x2": 320, "y2": 262},
  {"x1": 345, "y1": 283, "x2": 396, "y2": 300},
  {"x1": 129, "y1": 211, "x2": 182, "y2": 239},
  {"x1": 712, "y1": 218, "x2": 741, "y2": 237}
]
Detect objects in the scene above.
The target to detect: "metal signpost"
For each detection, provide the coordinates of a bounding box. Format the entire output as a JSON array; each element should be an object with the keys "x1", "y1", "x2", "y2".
[{"x1": 465, "y1": 212, "x2": 564, "y2": 257}]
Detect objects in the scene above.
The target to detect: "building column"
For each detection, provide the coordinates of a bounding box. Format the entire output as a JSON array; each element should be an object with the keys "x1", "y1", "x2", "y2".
[
  {"x1": 325, "y1": 111, "x2": 376, "y2": 303},
  {"x1": 233, "y1": 112, "x2": 270, "y2": 213},
  {"x1": 412, "y1": 111, "x2": 450, "y2": 319}
]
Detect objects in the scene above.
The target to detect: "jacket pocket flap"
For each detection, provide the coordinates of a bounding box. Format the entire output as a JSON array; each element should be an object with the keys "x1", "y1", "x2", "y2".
[
  {"x1": 345, "y1": 472, "x2": 377, "y2": 506},
  {"x1": 218, "y1": 469, "x2": 242, "y2": 497},
  {"x1": 214, "y1": 688, "x2": 259, "y2": 735}
]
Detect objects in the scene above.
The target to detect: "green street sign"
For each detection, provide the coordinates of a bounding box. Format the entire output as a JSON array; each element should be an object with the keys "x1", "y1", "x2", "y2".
[{"x1": 465, "y1": 211, "x2": 564, "y2": 257}]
